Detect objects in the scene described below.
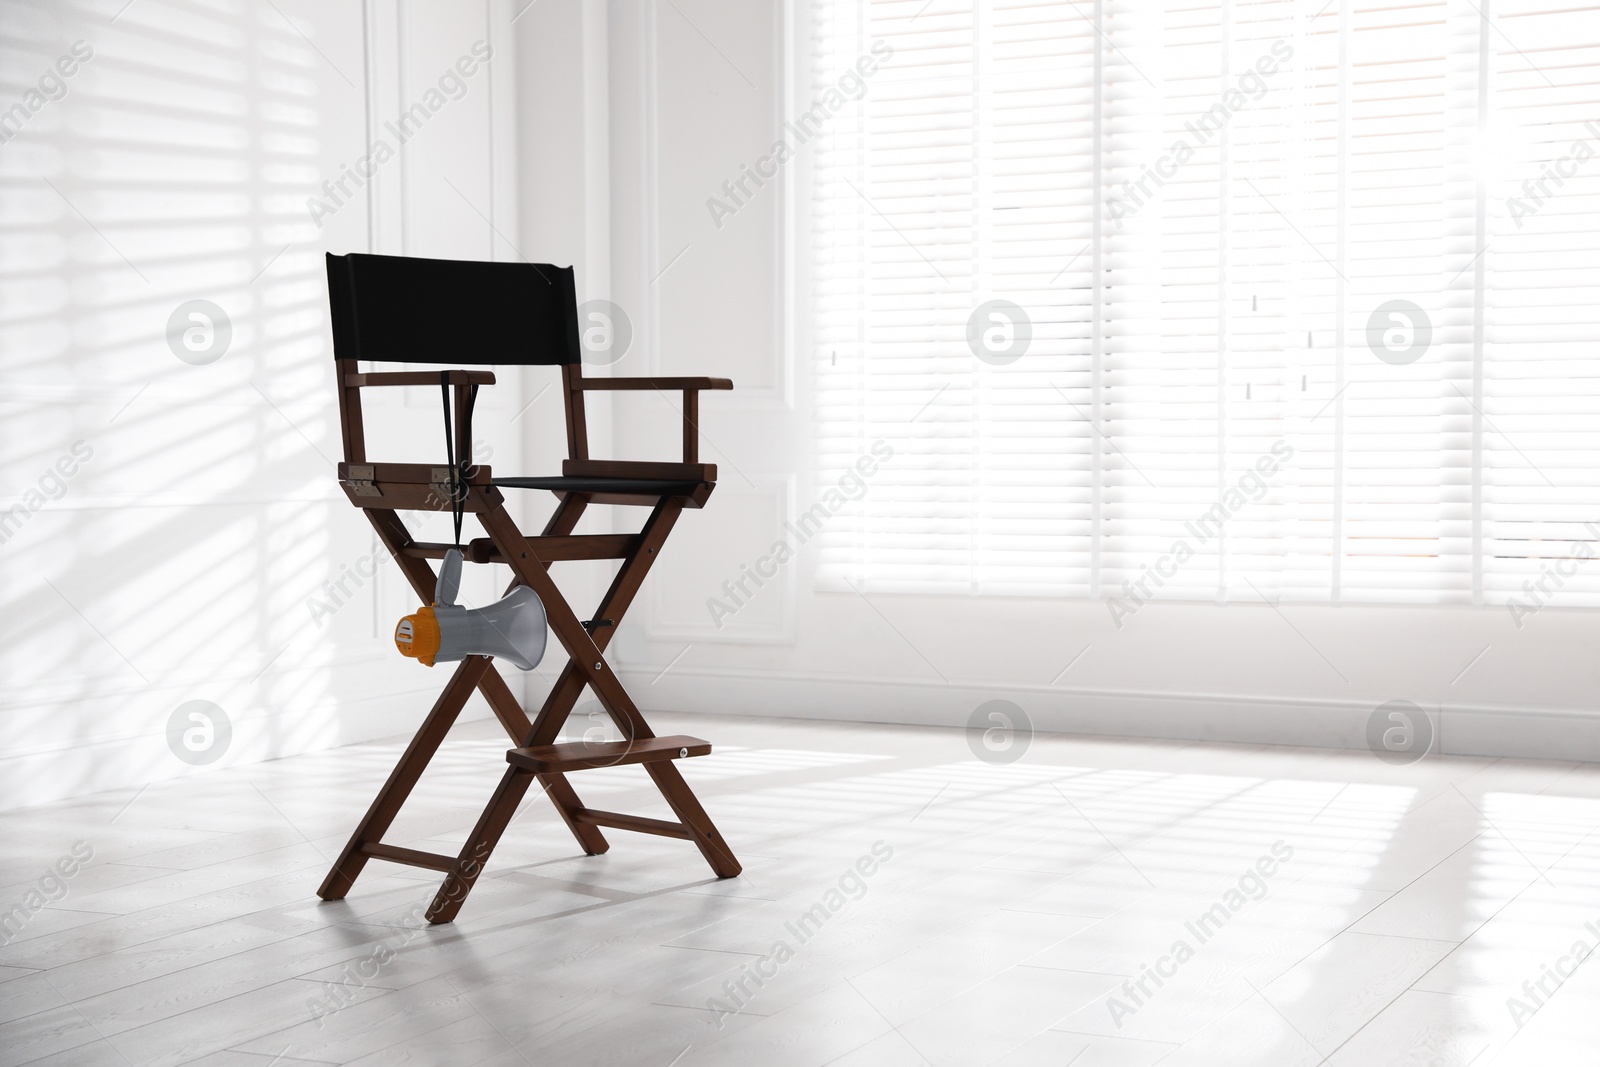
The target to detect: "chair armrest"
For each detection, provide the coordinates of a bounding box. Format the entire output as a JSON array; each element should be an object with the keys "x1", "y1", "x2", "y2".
[
  {"x1": 573, "y1": 376, "x2": 733, "y2": 391},
  {"x1": 567, "y1": 373, "x2": 733, "y2": 463},
  {"x1": 345, "y1": 370, "x2": 497, "y2": 387},
  {"x1": 344, "y1": 372, "x2": 489, "y2": 485}
]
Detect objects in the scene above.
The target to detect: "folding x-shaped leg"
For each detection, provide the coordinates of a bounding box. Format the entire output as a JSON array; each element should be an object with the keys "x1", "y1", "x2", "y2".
[{"x1": 317, "y1": 484, "x2": 740, "y2": 923}]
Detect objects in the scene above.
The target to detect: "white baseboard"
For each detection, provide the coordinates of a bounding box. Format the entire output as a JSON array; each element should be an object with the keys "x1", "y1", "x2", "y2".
[
  {"x1": 619, "y1": 665, "x2": 1600, "y2": 764},
  {"x1": 11, "y1": 662, "x2": 1587, "y2": 815}
]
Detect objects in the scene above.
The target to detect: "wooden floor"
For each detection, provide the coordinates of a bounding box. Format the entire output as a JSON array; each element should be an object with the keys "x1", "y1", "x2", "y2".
[{"x1": 2, "y1": 713, "x2": 1599, "y2": 1066}]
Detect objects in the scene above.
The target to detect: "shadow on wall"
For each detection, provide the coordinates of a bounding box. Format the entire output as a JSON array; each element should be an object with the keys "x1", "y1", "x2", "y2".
[{"x1": 0, "y1": 0, "x2": 382, "y2": 809}]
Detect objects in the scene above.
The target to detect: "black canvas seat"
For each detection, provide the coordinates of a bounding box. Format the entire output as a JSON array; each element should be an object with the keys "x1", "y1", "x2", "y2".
[{"x1": 493, "y1": 476, "x2": 705, "y2": 496}]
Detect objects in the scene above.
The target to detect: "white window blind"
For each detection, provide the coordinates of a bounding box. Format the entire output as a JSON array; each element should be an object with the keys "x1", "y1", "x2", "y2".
[{"x1": 808, "y1": 0, "x2": 1600, "y2": 609}]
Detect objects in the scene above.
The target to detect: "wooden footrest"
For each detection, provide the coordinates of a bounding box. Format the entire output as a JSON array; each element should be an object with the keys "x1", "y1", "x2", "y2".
[
  {"x1": 360, "y1": 842, "x2": 457, "y2": 872},
  {"x1": 506, "y1": 734, "x2": 711, "y2": 774},
  {"x1": 573, "y1": 809, "x2": 692, "y2": 839}
]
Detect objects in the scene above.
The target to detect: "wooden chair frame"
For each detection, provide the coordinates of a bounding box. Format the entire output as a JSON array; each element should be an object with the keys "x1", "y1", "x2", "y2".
[{"x1": 316, "y1": 359, "x2": 741, "y2": 924}]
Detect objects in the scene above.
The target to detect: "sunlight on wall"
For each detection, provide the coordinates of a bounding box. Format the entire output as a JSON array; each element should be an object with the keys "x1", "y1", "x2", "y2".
[{"x1": 0, "y1": 0, "x2": 369, "y2": 809}]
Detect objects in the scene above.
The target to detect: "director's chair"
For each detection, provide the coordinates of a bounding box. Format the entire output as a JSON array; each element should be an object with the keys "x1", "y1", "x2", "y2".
[{"x1": 316, "y1": 252, "x2": 741, "y2": 923}]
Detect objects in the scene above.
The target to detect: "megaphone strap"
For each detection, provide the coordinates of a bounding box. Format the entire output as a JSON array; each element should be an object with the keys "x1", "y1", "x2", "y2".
[{"x1": 439, "y1": 371, "x2": 480, "y2": 548}]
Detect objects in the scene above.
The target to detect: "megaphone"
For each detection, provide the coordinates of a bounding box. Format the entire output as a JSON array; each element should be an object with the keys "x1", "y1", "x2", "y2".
[{"x1": 394, "y1": 550, "x2": 547, "y2": 671}]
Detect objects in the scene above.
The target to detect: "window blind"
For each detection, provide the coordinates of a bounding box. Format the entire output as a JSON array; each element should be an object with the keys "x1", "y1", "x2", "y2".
[
  {"x1": 1480, "y1": 2, "x2": 1600, "y2": 606},
  {"x1": 809, "y1": 0, "x2": 1600, "y2": 610}
]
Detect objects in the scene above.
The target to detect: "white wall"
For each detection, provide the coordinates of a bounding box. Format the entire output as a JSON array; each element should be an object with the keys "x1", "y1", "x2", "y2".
[
  {"x1": 8, "y1": 0, "x2": 1593, "y2": 816},
  {"x1": 511, "y1": 0, "x2": 616, "y2": 660},
  {"x1": 542, "y1": 0, "x2": 1600, "y2": 763},
  {"x1": 0, "y1": 0, "x2": 545, "y2": 811}
]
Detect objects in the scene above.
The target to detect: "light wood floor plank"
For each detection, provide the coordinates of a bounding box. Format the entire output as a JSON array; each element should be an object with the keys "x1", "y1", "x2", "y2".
[{"x1": 0, "y1": 713, "x2": 1596, "y2": 1066}]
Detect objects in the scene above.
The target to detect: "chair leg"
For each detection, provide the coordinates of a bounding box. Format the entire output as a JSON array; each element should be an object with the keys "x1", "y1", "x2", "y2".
[
  {"x1": 473, "y1": 662, "x2": 533, "y2": 740},
  {"x1": 477, "y1": 663, "x2": 609, "y2": 855},
  {"x1": 476, "y1": 497, "x2": 744, "y2": 885},
  {"x1": 537, "y1": 772, "x2": 610, "y2": 855},
  {"x1": 646, "y1": 761, "x2": 742, "y2": 878},
  {"x1": 324, "y1": 492, "x2": 741, "y2": 923},
  {"x1": 318, "y1": 656, "x2": 490, "y2": 901},
  {"x1": 426, "y1": 766, "x2": 535, "y2": 924}
]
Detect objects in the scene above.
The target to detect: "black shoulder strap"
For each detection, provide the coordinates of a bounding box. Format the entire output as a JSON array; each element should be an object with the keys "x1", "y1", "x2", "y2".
[{"x1": 439, "y1": 373, "x2": 479, "y2": 548}]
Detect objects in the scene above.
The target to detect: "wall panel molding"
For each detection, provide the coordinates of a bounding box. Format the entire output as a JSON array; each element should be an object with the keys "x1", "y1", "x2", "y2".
[{"x1": 623, "y1": 665, "x2": 1600, "y2": 764}]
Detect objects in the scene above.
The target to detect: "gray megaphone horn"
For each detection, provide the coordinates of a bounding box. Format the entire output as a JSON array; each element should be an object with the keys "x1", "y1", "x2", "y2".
[{"x1": 393, "y1": 549, "x2": 547, "y2": 670}]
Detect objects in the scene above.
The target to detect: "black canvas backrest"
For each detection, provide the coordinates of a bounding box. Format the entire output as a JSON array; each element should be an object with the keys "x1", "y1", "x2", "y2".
[{"x1": 326, "y1": 252, "x2": 581, "y2": 365}]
